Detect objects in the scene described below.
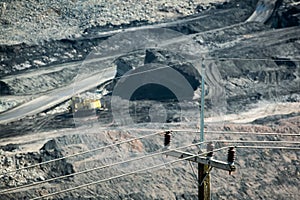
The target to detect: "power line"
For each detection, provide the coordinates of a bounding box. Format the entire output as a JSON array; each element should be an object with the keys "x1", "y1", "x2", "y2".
[
  {"x1": 72, "y1": 38, "x2": 300, "y2": 88},
  {"x1": 0, "y1": 130, "x2": 166, "y2": 176},
  {"x1": 2, "y1": 127, "x2": 297, "y2": 175},
  {"x1": 205, "y1": 57, "x2": 300, "y2": 62},
  {"x1": 80, "y1": 56, "x2": 300, "y2": 85},
  {"x1": 73, "y1": 105, "x2": 300, "y2": 129},
  {"x1": 204, "y1": 130, "x2": 300, "y2": 136},
  {"x1": 209, "y1": 140, "x2": 300, "y2": 145},
  {"x1": 63, "y1": 112, "x2": 300, "y2": 137},
  {"x1": 123, "y1": 128, "x2": 300, "y2": 136},
  {"x1": 235, "y1": 146, "x2": 300, "y2": 150},
  {"x1": 27, "y1": 146, "x2": 300, "y2": 200},
  {"x1": 0, "y1": 141, "x2": 205, "y2": 194},
  {"x1": 29, "y1": 146, "x2": 230, "y2": 200},
  {"x1": 3, "y1": 126, "x2": 298, "y2": 176},
  {"x1": 1, "y1": 26, "x2": 298, "y2": 124},
  {"x1": 158, "y1": 129, "x2": 300, "y2": 137},
  {"x1": 1, "y1": 127, "x2": 209, "y2": 176},
  {"x1": 189, "y1": 161, "x2": 198, "y2": 182},
  {"x1": 51, "y1": 125, "x2": 300, "y2": 138},
  {"x1": 2, "y1": 136, "x2": 298, "y2": 197},
  {"x1": 1, "y1": 128, "x2": 297, "y2": 193}
]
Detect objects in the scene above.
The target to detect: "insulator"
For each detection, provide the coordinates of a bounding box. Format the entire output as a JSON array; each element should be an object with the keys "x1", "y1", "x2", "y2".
[
  {"x1": 227, "y1": 147, "x2": 236, "y2": 164},
  {"x1": 164, "y1": 131, "x2": 172, "y2": 147},
  {"x1": 206, "y1": 142, "x2": 214, "y2": 157}
]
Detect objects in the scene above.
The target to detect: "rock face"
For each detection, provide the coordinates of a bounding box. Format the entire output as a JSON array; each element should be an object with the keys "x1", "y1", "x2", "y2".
[
  {"x1": 40, "y1": 139, "x2": 75, "y2": 178},
  {"x1": 0, "y1": 139, "x2": 74, "y2": 196},
  {"x1": 108, "y1": 26, "x2": 299, "y2": 113},
  {"x1": 0, "y1": 81, "x2": 10, "y2": 95},
  {"x1": 268, "y1": 0, "x2": 300, "y2": 28},
  {"x1": 111, "y1": 49, "x2": 201, "y2": 101}
]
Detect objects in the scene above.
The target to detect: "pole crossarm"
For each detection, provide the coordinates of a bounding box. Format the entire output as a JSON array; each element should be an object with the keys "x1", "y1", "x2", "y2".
[{"x1": 164, "y1": 149, "x2": 236, "y2": 172}]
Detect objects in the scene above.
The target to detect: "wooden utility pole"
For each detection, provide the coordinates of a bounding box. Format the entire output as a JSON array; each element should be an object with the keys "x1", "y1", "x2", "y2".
[
  {"x1": 163, "y1": 59, "x2": 236, "y2": 199},
  {"x1": 199, "y1": 58, "x2": 210, "y2": 200},
  {"x1": 198, "y1": 164, "x2": 210, "y2": 200},
  {"x1": 163, "y1": 135, "x2": 236, "y2": 200}
]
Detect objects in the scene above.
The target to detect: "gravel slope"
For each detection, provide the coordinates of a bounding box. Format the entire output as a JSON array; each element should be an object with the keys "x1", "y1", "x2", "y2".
[
  {"x1": 0, "y1": 0, "x2": 226, "y2": 45},
  {"x1": 0, "y1": 114, "x2": 299, "y2": 199}
]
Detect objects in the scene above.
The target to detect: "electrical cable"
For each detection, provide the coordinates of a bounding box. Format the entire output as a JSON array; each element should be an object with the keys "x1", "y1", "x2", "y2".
[
  {"x1": 1, "y1": 14, "x2": 299, "y2": 198},
  {"x1": 205, "y1": 57, "x2": 300, "y2": 62},
  {"x1": 203, "y1": 130, "x2": 300, "y2": 136},
  {"x1": 188, "y1": 161, "x2": 198, "y2": 182},
  {"x1": 29, "y1": 146, "x2": 230, "y2": 200},
  {"x1": 208, "y1": 140, "x2": 300, "y2": 145},
  {"x1": 67, "y1": 31, "x2": 300, "y2": 87},
  {"x1": 2, "y1": 128, "x2": 298, "y2": 176},
  {"x1": 0, "y1": 141, "x2": 205, "y2": 194},
  {"x1": 0, "y1": 130, "x2": 166, "y2": 176},
  {"x1": 68, "y1": 114, "x2": 300, "y2": 137},
  {"x1": 2, "y1": 137, "x2": 299, "y2": 196},
  {"x1": 235, "y1": 146, "x2": 300, "y2": 150},
  {"x1": 122, "y1": 128, "x2": 300, "y2": 137},
  {"x1": 24, "y1": 142, "x2": 300, "y2": 200},
  {"x1": 78, "y1": 55, "x2": 300, "y2": 86}
]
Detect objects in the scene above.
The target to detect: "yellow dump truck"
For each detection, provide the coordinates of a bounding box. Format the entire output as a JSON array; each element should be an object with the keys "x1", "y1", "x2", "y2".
[{"x1": 68, "y1": 96, "x2": 103, "y2": 115}]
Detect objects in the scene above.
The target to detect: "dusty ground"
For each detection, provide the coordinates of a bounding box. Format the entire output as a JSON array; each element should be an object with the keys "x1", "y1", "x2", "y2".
[
  {"x1": 0, "y1": 0, "x2": 300, "y2": 199},
  {"x1": 0, "y1": 0, "x2": 226, "y2": 45},
  {"x1": 0, "y1": 108, "x2": 299, "y2": 199}
]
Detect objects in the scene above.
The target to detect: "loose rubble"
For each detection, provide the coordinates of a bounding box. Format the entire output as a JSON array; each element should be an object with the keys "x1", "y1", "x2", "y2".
[{"x1": 0, "y1": 0, "x2": 226, "y2": 45}]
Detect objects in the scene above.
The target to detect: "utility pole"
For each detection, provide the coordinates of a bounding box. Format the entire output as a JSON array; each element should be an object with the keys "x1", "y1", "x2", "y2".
[
  {"x1": 198, "y1": 163, "x2": 210, "y2": 200},
  {"x1": 163, "y1": 60, "x2": 235, "y2": 199},
  {"x1": 163, "y1": 134, "x2": 236, "y2": 200},
  {"x1": 199, "y1": 58, "x2": 208, "y2": 199},
  {"x1": 200, "y1": 58, "x2": 206, "y2": 147}
]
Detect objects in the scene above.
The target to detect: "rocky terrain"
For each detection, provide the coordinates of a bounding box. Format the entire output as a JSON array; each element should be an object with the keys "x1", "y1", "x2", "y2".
[
  {"x1": 0, "y1": 114, "x2": 299, "y2": 199},
  {"x1": 0, "y1": 0, "x2": 226, "y2": 45},
  {"x1": 0, "y1": 0, "x2": 300, "y2": 199}
]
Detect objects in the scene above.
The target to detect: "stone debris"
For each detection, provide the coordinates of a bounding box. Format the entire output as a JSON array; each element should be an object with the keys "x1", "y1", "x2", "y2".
[
  {"x1": 0, "y1": 141, "x2": 75, "y2": 190},
  {"x1": 0, "y1": 0, "x2": 226, "y2": 45}
]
